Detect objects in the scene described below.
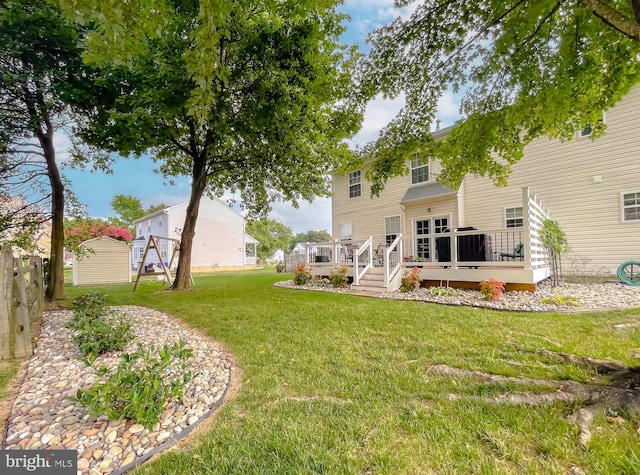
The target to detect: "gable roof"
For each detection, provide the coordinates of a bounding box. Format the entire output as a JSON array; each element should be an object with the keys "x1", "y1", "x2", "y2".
[{"x1": 134, "y1": 197, "x2": 245, "y2": 224}]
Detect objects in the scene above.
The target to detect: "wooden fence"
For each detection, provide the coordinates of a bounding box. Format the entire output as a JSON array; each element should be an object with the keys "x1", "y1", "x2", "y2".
[{"x1": 0, "y1": 246, "x2": 44, "y2": 360}]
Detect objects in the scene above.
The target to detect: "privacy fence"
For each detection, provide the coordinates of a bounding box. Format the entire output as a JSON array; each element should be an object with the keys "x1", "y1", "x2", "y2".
[{"x1": 0, "y1": 246, "x2": 45, "y2": 360}]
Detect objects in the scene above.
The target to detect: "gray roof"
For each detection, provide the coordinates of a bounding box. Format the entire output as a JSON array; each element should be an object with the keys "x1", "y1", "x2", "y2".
[{"x1": 400, "y1": 182, "x2": 456, "y2": 204}]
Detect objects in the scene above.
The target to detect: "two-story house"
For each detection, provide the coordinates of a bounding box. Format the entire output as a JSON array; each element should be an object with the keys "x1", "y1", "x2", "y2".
[
  {"x1": 132, "y1": 197, "x2": 258, "y2": 273},
  {"x1": 322, "y1": 85, "x2": 640, "y2": 291}
]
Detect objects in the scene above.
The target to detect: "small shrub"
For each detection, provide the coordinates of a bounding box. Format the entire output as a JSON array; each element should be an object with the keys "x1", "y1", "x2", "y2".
[
  {"x1": 71, "y1": 290, "x2": 108, "y2": 321},
  {"x1": 275, "y1": 263, "x2": 285, "y2": 273},
  {"x1": 400, "y1": 267, "x2": 422, "y2": 293},
  {"x1": 540, "y1": 294, "x2": 582, "y2": 306},
  {"x1": 74, "y1": 340, "x2": 194, "y2": 429},
  {"x1": 70, "y1": 314, "x2": 134, "y2": 361},
  {"x1": 479, "y1": 278, "x2": 506, "y2": 301},
  {"x1": 67, "y1": 291, "x2": 134, "y2": 360},
  {"x1": 329, "y1": 266, "x2": 348, "y2": 288},
  {"x1": 293, "y1": 264, "x2": 312, "y2": 285},
  {"x1": 429, "y1": 286, "x2": 460, "y2": 297}
]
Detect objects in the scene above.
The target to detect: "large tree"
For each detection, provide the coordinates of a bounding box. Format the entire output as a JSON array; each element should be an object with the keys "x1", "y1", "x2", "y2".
[
  {"x1": 0, "y1": 0, "x2": 89, "y2": 300},
  {"x1": 60, "y1": 0, "x2": 361, "y2": 290},
  {"x1": 109, "y1": 194, "x2": 168, "y2": 233},
  {"x1": 361, "y1": 0, "x2": 640, "y2": 194},
  {"x1": 246, "y1": 218, "x2": 293, "y2": 263},
  {"x1": 289, "y1": 229, "x2": 332, "y2": 252}
]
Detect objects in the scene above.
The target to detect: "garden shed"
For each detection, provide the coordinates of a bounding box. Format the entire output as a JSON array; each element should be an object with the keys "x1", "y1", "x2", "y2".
[{"x1": 73, "y1": 236, "x2": 132, "y2": 286}]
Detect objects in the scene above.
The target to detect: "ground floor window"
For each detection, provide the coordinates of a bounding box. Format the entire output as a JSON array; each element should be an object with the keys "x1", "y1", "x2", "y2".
[
  {"x1": 385, "y1": 216, "x2": 401, "y2": 245},
  {"x1": 505, "y1": 207, "x2": 523, "y2": 228},
  {"x1": 415, "y1": 217, "x2": 449, "y2": 260},
  {"x1": 340, "y1": 221, "x2": 353, "y2": 240},
  {"x1": 622, "y1": 192, "x2": 640, "y2": 222}
]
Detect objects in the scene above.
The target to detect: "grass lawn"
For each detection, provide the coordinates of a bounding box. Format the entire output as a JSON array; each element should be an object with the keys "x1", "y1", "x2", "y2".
[{"x1": 7, "y1": 269, "x2": 640, "y2": 473}]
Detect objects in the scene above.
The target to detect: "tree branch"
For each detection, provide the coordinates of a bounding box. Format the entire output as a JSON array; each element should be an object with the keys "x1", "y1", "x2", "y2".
[{"x1": 578, "y1": 0, "x2": 640, "y2": 40}]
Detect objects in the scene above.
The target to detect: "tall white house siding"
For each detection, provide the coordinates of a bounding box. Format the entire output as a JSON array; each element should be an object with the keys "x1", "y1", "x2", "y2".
[
  {"x1": 332, "y1": 85, "x2": 640, "y2": 275},
  {"x1": 133, "y1": 197, "x2": 256, "y2": 272}
]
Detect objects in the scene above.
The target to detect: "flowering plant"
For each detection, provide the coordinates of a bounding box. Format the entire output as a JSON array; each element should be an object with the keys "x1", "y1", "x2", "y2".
[{"x1": 479, "y1": 278, "x2": 505, "y2": 301}]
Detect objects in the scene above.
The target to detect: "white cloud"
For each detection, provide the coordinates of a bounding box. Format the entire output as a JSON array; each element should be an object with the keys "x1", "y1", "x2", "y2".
[
  {"x1": 268, "y1": 198, "x2": 332, "y2": 235},
  {"x1": 349, "y1": 94, "x2": 406, "y2": 148}
]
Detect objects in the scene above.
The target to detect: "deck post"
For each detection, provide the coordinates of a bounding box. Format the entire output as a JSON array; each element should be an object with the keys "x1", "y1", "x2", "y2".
[{"x1": 522, "y1": 187, "x2": 533, "y2": 271}]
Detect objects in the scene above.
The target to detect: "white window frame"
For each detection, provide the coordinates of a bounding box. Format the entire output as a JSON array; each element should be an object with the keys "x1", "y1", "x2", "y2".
[
  {"x1": 340, "y1": 221, "x2": 353, "y2": 240},
  {"x1": 348, "y1": 170, "x2": 362, "y2": 199},
  {"x1": 410, "y1": 153, "x2": 430, "y2": 185},
  {"x1": 504, "y1": 206, "x2": 523, "y2": 228},
  {"x1": 578, "y1": 112, "x2": 606, "y2": 138},
  {"x1": 384, "y1": 215, "x2": 401, "y2": 245},
  {"x1": 621, "y1": 191, "x2": 640, "y2": 223}
]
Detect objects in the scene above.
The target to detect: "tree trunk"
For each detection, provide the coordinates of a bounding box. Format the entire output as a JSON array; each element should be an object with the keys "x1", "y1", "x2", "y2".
[
  {"x1": 171, "y1": 152, "x2": 207, "y2": 290},
  {"x1": 39, "y1": 129, "x2": 66, "y2": 301}
]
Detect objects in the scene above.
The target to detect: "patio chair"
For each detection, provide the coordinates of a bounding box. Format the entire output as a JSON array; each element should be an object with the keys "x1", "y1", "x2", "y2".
[
  {"x1": 375, "y1": 243, "x2": 385, "y2": 266},
  {"x1": 499, "y1": 242, "x2": 524, "y2": 260}
]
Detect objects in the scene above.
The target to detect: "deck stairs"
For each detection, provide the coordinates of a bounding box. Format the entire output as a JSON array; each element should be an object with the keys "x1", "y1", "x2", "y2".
[{"x1": 351, "y1": 267, "x2": 391, "y2": 293}]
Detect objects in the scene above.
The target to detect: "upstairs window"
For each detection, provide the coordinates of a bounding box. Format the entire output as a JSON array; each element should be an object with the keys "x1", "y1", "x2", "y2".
[
  {"x1": 622, "y1": 192, "x2": 640, "y2": 222},
  {"x1": 579, "y1": 112, "x2": 606, "y2": 138},
  {"x1": 410, "y1": 153, "x2": 429, "y2": 184},
  {"x1": 505, "y1": 207, "x2": 523, "y2": 228},
  {"x1": 349, "y1": 170, "x2": 362, "y2": 198}
]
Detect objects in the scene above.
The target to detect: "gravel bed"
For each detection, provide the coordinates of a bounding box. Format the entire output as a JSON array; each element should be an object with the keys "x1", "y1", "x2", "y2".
[
  {"x1": 275, "y1": 279, "x2": 640, "y2": 312},
  {"x1": 2, "y1": 306, "x2": 232, "y2": 474}
]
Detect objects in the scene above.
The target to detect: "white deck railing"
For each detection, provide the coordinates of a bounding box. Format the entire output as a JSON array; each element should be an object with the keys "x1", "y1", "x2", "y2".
[{"x1": 304, "y1": 187, "x2": 551, "y2": 286}]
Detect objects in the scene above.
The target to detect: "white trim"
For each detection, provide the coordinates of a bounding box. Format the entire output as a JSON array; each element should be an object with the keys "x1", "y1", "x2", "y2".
[
  {"x1": 409, "y1": 153, "x2": 430, "y2": 185},
  {"x1": 384, "y1": 215, "x2": 401, "y2": 244},
  {"x1": 348, "y1": 170, "x2": 362, "y2": 199},
  {"x1": 620, "y1": 190, "x2": 640, "y2": 223},
  {"x1": 503, "y1": 205, "x2": 524, "y2": 228},
  {"x1": 578, "y1": 111, "x2": 606, "y2": 139}
]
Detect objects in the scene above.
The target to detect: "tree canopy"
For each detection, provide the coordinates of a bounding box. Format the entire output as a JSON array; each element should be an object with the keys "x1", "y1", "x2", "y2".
[
  {"x1": 60, "y1": 0, "x2": 362, "y2": 290},
  {"x1": 289, "y1": 229, "x2": 332, "y2": 252},
  {"x1": 246, "y1": 218, "x2": 293, "y2": 263},
  {"x1": 109, "y1": 194, "x2": 167, "y2": 233},
  {"x1": 0, "y1": 0, "x2": 90, "y2": 299},
  {"x1": 361, "y1": 0, "x2": 640, "y2": 194}
]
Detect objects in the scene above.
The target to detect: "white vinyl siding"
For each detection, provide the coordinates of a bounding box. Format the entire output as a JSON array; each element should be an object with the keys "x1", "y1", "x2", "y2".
[
  {"x1": 410, "y1": 154, "x2": 429, "y2": 184},
  {"x1": 505, "y1": 207, "x2": 523, "y2": 228},
  {"x1": 463, "y1": 85, "x2": 640, "y2": 274},
  {"x1": 349, "y1": 170, "x2": 362, "y2": 198},
  {"x1": 622, "y1": 192, "x2": 640, "y2": 222}
]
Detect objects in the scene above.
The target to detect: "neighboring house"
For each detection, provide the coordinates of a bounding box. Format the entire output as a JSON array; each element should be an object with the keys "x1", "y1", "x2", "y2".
[
  {"x1": 323, "y1": 85, "x2": 640, "y2": 291},
  {"x1": 73, "y1": 236, "x2": 132, "y2": 286},
  {"x1": 132, "y1": 197, "x2": 258, "y2": 273}
]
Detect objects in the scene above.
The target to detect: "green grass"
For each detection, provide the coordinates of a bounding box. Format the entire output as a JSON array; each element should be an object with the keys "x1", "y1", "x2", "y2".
[{"x1": 31, "y1": 271, "x2": 640, "y2": 472}]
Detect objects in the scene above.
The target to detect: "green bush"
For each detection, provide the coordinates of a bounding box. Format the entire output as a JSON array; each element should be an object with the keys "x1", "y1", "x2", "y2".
[
  {"x1": 71, "y1": 290, "x2": 108, "y2": 321},
  {"x1": 75, "y1": 340, "x2": 194, "y2": 429},
  {"x1": 67, "y1": 290, "x2": 134, "y2": 360},
  {"x1": 329, "y1": 266, "x2": 348, "y2": 288},
  {"x1": 275, "y1": 263, "x2": 286, "y2": 273}
]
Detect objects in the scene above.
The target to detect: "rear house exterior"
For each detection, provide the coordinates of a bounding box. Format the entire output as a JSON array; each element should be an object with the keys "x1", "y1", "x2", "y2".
[
  {"x1": 322, "y1": 85, "x2": 640, "y2": 291},
  {"x1": 132, "y1": 197, "x2": 258, "y2": 273}
]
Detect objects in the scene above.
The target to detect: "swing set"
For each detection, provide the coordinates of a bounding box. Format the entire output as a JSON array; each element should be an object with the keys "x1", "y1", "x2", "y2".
[{"x1": 133, "y1": 235, "x2": 181, "y2": 291}]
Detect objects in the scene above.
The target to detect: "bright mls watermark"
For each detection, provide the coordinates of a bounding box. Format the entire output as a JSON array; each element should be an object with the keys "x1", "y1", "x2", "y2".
[{"x1": 0, "y1": 451, "x2": 76, "y2": 474}]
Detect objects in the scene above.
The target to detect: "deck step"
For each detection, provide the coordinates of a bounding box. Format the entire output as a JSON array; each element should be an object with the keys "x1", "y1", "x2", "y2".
[{"x1": 351, "y1": 284, "x2": 388, "y2": 293}]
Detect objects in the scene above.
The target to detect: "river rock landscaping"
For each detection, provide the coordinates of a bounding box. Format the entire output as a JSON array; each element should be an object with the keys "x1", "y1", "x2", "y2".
[{"x1": 1, "y1": 306, "x2": 232, "y2": 475}]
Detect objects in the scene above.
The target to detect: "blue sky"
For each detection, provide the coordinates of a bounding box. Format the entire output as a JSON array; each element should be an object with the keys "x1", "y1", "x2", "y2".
[{"x1": 60, "y1": 0, "x2": 462, "y2": 235}]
